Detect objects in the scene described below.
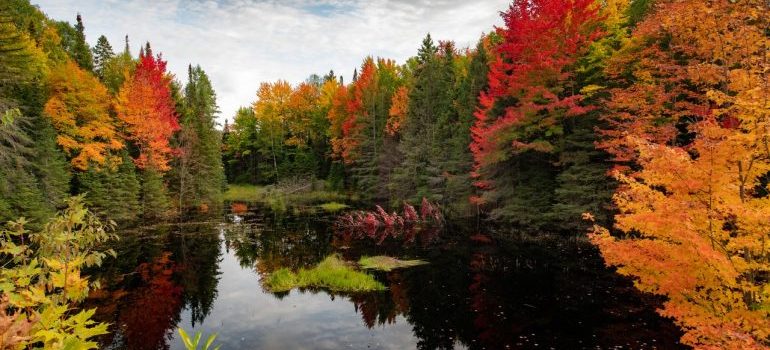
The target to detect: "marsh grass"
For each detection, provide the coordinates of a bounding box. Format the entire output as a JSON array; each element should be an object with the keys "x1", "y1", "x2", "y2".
[
  {"x1": 224, "y1": 184, "x2": 350, "y2": 213},
  {"x1": 358, "y1": 256, "x2": 428, "y2": 272},
  {"x1": 318, "y1": 202, "x2": 349, "y2": 213},
  {"x1": 265, "y1": 255, "x2": 385, "y2": 292}
]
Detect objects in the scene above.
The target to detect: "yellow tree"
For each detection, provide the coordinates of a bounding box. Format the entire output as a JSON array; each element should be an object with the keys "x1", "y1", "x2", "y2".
[
  {"x1": 44, "y1": 60, "x2": 123, "y2": 170},
  {"x1": 286, "y1": 81, "x2": 319, "y2": 147},
  {"x1": 253, "y1": 80, "x2": 292, "y2": 179}
]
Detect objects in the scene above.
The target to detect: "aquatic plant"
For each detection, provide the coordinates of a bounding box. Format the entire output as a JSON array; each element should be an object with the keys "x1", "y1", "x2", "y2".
[
  {"x1": 358, "y1": 256, "x2": 427, "y2": 272},
  {"x1": 264, "y1": 255, "x2": 385, "y2": 293},
  {"x1": 335, "y1": 198, "x2": 443, "y2": 244},
  {"x1": 178, "y1": 328, "x2": 221, "y2": 350}
]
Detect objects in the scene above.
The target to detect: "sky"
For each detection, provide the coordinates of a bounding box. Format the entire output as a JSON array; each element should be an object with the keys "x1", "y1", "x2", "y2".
[{"x1": 32, "y1": 0, "x2": 510, "y2": 126}]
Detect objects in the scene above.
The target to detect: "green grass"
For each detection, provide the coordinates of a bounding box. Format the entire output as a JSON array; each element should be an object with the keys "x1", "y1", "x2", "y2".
[
  {"x1": 224, "y1": 184, "x2": 350, "y2": 213},
  {"x1": 318, "y1": 202, "x2": 349, "y2": 213},
  {"x1": 223, "y1": 184, "x2": 266, "y2": 202},
  {"x1": 265, "y1": 255, "x2": 386, "y2": 293},
  {"x1": 358, "y1": 256, "x2": 428, "y2": 272}
]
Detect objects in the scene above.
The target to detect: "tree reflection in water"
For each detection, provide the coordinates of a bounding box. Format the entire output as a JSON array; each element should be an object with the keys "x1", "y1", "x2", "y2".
[{"x1": 84, "y1": 209, "x2": 687, "y2": 349}]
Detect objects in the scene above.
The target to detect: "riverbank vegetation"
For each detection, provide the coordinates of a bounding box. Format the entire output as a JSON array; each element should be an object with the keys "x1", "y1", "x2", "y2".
[{"x1": 0, "y1": 197, "x2": 115, "y2": 349}]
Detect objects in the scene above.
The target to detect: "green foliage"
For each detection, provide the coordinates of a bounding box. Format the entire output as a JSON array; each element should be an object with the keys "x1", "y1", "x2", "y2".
[
  {"x1": 318, "y1": 202, "x2": 348, "y2": 213},
  {"x1": 224, "y1": 184, "x2": 349, "y2": 213},
  {"x1": 141, "y1": 169, "x2": 172, "y2": 220},
  {"x1": 78, "y1": 152, "x2": 140, "y2": 224},
  {"x1": 264, "y1": 255, "x2": 385, "y2": 293},
  {"x1": 171, "y1": 65, "x2": 226, "y2": 211},
  {"x1": 0, "y1": 196, "x2": 116, "y2": 349},
  {"x1": 358, "y1": 256, "x2": 427, "y2": 271},
  {"x1": 92, "y1": 34, "x2": 114, "y2": 79},
  {"x1": 101, "y1": 47, "x2": 134, "y2": 93},
  {"x1": 177, "y1": 328, "x2": 221, "y2": 350}
]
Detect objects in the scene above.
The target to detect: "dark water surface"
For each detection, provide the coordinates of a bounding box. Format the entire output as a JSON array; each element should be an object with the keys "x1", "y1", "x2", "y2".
[{"x1": 86, "y1": 207, "x2": 686, "y2": 349}]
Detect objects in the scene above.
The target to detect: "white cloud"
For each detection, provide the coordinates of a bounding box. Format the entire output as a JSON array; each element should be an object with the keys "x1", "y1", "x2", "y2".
[{"x1": 32, "y1": 0, "x2": 509, "y2": 126}]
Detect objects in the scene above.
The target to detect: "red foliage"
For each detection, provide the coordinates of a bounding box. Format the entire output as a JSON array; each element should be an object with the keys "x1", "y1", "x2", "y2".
[
  {"x1": 470, "y1": 0, "x2": 602, "y2": 187},
  {"x1": 334, "y1": 198, "x2": 443, "y2": 245},
  {"x1": 116, "y1": 51, "x2": 180, "y2": 171}
]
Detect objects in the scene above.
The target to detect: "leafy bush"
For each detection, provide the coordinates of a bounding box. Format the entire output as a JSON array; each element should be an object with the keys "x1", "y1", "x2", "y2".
[{"x1": 0, "y1": 195, "x2": 117, "y2": 349}]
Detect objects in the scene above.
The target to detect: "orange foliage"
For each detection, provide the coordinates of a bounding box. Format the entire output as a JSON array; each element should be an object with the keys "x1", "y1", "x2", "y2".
[
  {"x1": 386, "y1": 86, "x2": 409, "y2": 135},
  {"x1": 230, "y1": 202, "x2": 248, "y2": 214},
  {"x1": 115, "y1": 52, "x2": 179, "y2": 172},
  {"x1": 591, "y1": 1, "x2": 770, "y2": 348},
  {"x1": 327, "y1": 84, "x2": 349, "y2": 160},
  {"x1": 44, "y1": 61, "x2": 123, "y2": 170}
]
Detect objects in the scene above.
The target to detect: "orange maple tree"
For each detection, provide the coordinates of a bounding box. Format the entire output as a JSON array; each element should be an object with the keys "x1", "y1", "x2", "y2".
[
  {"x1": 115, "y1": 51, "x2": 179, "y2": 172},
  {"x1": 386, "y1": 86, "x2": 409, "y2": 136},
  {"x1": 590, "y1": 1, "x2": 770, "y2": 348},
  {"x1": 44, "y1": 60, "x2": 123, "y2": 170}
]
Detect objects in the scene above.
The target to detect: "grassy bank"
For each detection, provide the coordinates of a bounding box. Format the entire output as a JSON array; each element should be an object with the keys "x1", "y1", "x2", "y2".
[
  {"x1": 224, "y1": 184, "x2": 353, "y2": 213},
  {"x1": 265, "y1": 255, "x2": 385, "y2": 293}
]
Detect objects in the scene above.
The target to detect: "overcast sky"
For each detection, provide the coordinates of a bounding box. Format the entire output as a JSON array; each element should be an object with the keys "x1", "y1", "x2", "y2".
[{"x1": 32, "y1": 0, "x2": 509, "y2": 126}]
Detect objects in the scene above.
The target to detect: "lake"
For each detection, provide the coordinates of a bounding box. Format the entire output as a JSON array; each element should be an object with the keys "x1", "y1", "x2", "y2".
[{"x1": 85, "y1": 205, "x2": 687, "y2": 349}]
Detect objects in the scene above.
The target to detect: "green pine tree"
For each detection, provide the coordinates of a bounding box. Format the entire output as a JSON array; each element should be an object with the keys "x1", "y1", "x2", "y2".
[
  {"x1": 172, "y1": 65, "x2": 226, "y2": 211},
  {"x1": 78, "y1": 152, "x2": 140, "y2": 224},
  {"x1": 92, "y1": 34, "x2": 114, "y2": 79},
  {"x1": 391, "y1": 34, "x2": 457, "y2": 207},
  {"x1": 141, "y1": 169, "x2": 171, "y2": 220}
]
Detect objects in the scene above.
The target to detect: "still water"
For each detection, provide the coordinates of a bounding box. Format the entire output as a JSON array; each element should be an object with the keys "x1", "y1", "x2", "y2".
[{"x1": 85, "y1": 207, "x2": 687, "y2": 349}]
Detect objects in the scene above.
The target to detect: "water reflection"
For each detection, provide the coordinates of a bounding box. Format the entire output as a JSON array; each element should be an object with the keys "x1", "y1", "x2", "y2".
[{"x1": 85, "y1": 209, "x2": 687, "y2": 349}]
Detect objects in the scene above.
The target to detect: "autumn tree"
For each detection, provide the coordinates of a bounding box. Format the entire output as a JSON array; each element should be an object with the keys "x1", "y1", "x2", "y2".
[
  {"x1": 469, "y1": 0, "x2": 602, "y2": 226},
  {"x1": 590, "y1": 0, "x2": 770, "y2": 348},
  {"x1": 116, "y1": 47, "x2": 180, "y2": 172},
  {"x1": 252, "y1": 80, "x2": 292, "y2": 182},
  {"x1": 45, "y1": 60, "x2": 123, "y2": 170}
]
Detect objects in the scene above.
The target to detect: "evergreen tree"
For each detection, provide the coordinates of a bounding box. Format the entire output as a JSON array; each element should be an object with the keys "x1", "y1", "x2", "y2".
[
  {"x1": 443, "y1": 39, "x2": 489, "y2": 216},
  {"x1": 141, "y1": 169, "x2": 171, "y2": 220},
  {"x1": 92, "y1": 34, "x2": 114, "y2": 79},
  {"x1": 71, "y1": 14, "x2": 93, "y2": 70},
  {"x1": 172, "y1": 65, "x2": 226, "y2": 210},
  {"x1": 31, "y1": 117, "x2": 71, "y2": 210},
  {"x1": 78, "y1": 152, "x2": 140, "y2": 224},
  {"x1": 391, "y1": 34, "x2": 456, "y2": 206},
  {"x1": 0, "y1": 113, "x2": 57, "y2": 227},
  {"x1": 0, "y1": 5, "x2": 62, "y2": 225}
]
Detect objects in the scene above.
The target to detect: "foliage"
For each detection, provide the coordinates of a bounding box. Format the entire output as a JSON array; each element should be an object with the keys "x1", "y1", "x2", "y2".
[
  {"x1": 177, "y1": 328, "x2": 221, "y2": 350},
  {"x1": 171, "y1": 65, "x2": 225, "y2": 210},
  {"x1": 468, "y1": 0, "x2": 602, "y2": 227},
  {"x1": 264, "y1": 255, "x2": 385, "y2": 293},
  {"x1": 44, "y1": 60, "x2": 123, "y2": 170},
  {"x1": 318, "y1": 202, "x2": 348, "y2": 213},
  {"x1": 589, "y1": 0, "x2": 770, "y2": 348},
  {"x1": 0, "y1": 196, "x2": 116, "y2": 349},
  {"x1": 358, "y1": 256, "x2": 427, "y2": 272},
  {"x1": 115, "y1": 48, "x2": 180, "y2": 172}
]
